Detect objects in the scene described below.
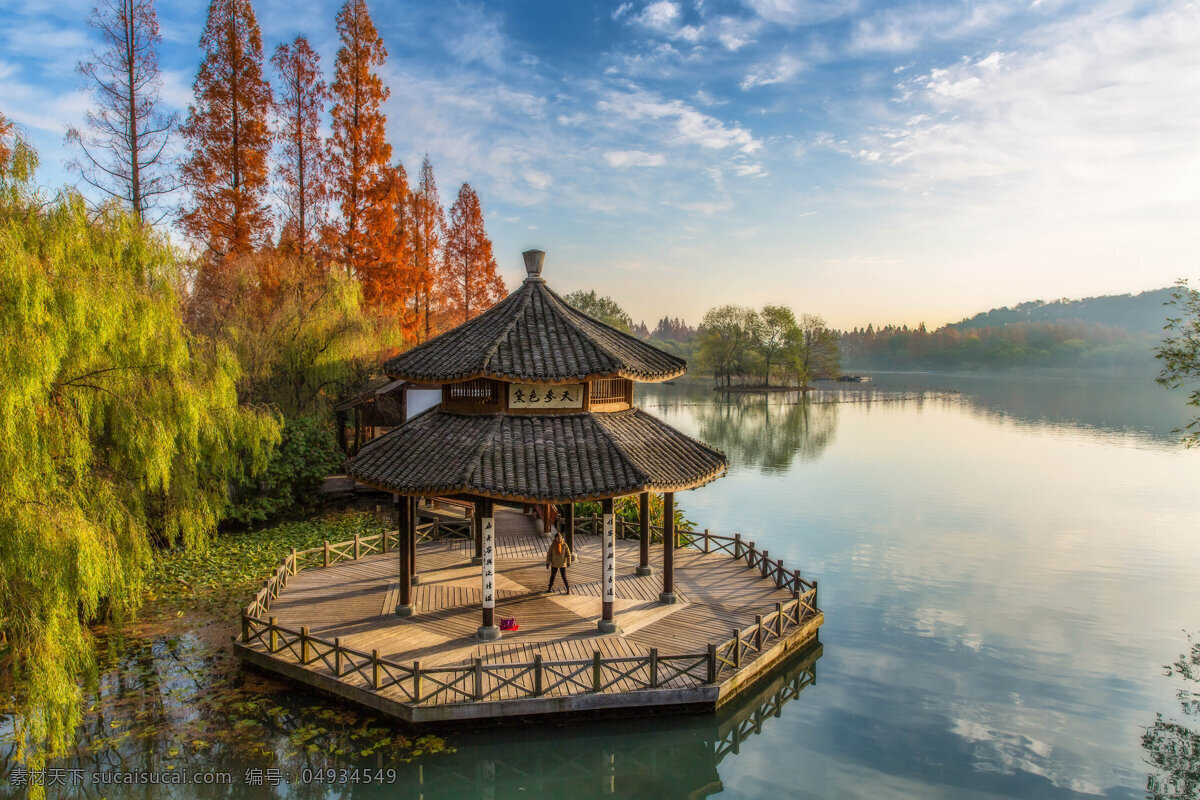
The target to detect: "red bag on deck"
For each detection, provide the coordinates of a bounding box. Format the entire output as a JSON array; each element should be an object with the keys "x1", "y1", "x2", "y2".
[{"x1": 499, "y1": 617, "x2": 518, "y2": 631}]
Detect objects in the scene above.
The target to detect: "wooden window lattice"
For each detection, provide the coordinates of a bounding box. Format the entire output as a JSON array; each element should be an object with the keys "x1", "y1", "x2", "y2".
[
  {"x1": 590, "y1": 378, "x2": 627, "y2": 404},
  {"x1": 446, "y1": 379, "x2": 499, "y2": 406}
]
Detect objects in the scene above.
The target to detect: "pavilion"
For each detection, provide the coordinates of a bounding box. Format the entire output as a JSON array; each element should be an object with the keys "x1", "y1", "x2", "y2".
[{"x1": 346, "y1": 250, "x2": 728, "y2": 639}]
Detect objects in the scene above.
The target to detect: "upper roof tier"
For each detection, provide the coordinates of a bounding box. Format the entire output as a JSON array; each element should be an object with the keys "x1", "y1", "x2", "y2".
[{"x1": 383, "y1": 250, "x2": 686, "y2": 384}]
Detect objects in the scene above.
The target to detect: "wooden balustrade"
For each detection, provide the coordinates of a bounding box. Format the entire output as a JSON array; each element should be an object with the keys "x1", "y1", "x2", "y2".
[{"x1": 240, "y1": 514, "x2": 821, "y2": 708}]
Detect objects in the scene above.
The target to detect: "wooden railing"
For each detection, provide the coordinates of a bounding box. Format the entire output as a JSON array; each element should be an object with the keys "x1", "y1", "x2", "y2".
[{"x1": 241, "y1": 519, "x2": 821, "y2": 706}]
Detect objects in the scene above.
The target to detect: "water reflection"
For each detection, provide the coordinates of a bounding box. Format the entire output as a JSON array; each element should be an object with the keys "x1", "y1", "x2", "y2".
[
  {"x1": 693, "y1": 394, "x2": 839, "y2": 473},
  {"x1": 386, "y1": 643, "x2": 822, "y2": 800},
  {"x1": 1145, "y1": 634, "x2": 1200, "y2": 799}
]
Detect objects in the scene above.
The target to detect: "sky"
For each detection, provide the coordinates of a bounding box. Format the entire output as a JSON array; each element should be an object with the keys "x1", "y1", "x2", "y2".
[{"x1": 2, "y1": 0, "x2": 1199, "y2": 329}]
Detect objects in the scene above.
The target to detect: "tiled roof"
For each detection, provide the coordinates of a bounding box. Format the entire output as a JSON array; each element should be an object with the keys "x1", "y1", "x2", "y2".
[
  {"x1": 346, "y1": 408, "x2": 727, "y2": 502},
  {"x1": 383, "y1": 279, "x2": 686, "y2": 384}
]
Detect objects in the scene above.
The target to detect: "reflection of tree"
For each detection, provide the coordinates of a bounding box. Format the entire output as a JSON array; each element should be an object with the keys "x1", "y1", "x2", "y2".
[
  {"x1": 1145, "y1": 633, "x2": 1200, "y2": 799},
  {"x1": 696, "y1": 393, "x2": 838, "y2": 472}
]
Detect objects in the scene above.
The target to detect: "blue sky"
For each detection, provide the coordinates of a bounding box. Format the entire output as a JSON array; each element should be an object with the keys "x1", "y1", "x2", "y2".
[{"x1": 3, "y1": 0, "x2": 1198, "y2": 328}]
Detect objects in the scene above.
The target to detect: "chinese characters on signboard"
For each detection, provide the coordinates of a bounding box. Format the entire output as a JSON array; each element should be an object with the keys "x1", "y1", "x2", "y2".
[
  {"x1": 603, "y1": 513, "x2": 615, "y2": 603},
  {"x1": 481, "y1": 516, "x2": 495, "y2": 608},
  {"x1": 508, "y1": 383, "x2": 584, "y2": 410}
]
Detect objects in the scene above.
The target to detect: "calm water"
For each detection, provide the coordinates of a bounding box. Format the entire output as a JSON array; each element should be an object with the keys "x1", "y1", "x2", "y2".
[{"x1": 9, "y1": 372, "x2": 1200, "y2": 799}]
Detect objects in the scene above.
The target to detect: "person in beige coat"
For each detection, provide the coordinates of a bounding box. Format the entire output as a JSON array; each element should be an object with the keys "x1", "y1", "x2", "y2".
[{"x1": 545, "y1": 533, "x2": 572, "y2": 594}]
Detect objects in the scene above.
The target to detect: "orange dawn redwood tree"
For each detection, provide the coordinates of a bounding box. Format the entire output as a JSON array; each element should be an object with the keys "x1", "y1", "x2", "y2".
[
  {"x1": 328, "y1": 0, "x2": 397, "y2": 292},
  {"x1": 410, "y1": 154, "x2": 445, "y2": 340},
  {"x1": 443, "y1": 183, "x2": 505, "y2": 325},
  {"x1": 179, "y1": 0, "x2": 273, "y2": 261},
  {"x1": 271, "y1": 35, "x2": 330, "y2": 261}
]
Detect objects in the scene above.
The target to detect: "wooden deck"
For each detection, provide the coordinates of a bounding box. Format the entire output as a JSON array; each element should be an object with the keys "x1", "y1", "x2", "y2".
[{"x1": 235, "y1": 507, "x2": 823, "y2": 724}]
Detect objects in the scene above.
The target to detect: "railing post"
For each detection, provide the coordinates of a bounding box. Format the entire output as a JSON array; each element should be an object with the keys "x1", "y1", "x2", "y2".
[
  {"x1": 268, "y1": 617, "x2": 278, "y2": 653},
  {"x1": 382, "y1": 529, "x2": 389, "y2": 553},
  {"x1": 755, "y1": 615, "x2": 764, "y2": 651},
  {"x1": 649, "y1": 648, "x2": 659, "y2": 688},
  {"x1": 775, "y1": 602, "x2": 784, "y2": 636},
  {"x1": 434, "y1": 519, "x2": 441, "y2": 539},
  {"x1": 747, "y1": 542, "x2": 756, "y2": 568},
  {"x1": 474, "y1": 658, "x2": 483, "y2": 701},
  {"x1": 290, "y1": 548, "x2": 297, "y2": 575},
  {"x1": 733, "y1": 629, "x2": 741, "y2": 669},
  {"x1": 335, "y1": 637, "x2": 343, "y2": 677},
  {"x1": 301, "y1": 626, "x2": 310, "y2": 664},
  {"x1": 354, "y1": 534, "x2": 360, "y2": 560},
  {"x1": 323, "y1": 540, "x2": 330, "y2": 567},
  {"x1": 761, "y1": 550, "x2": 769, "y2": 578},
  {"x1": 413, "y1": 661, "x2": 422, "y2": 701},
  {"x1": 707, "y1": 644, "x2": 717, "y2": 684},
  {"x1": 241, "y1": 613, "x2": 249, "y2": 643},
  {"x1": 775, "y1": 559, "x2": 785, "y2": 588},
  {"x1": 734, "y1": 533, "x2": 742, "y2": 559},
  {"x1": 534, "y1": 655, "x2": 544, "y2": 697},
  {"x1": 372, "y1": 649, "x2": 381, "y2": 689},
  {"x1": 703, "y1": 529, "x2": 710, "y2": 554},
  {"x1": 592, "y1": 651, "x2": 602, "y2": 693},
  {"x1": 813, "y1": 579, "x2": 819, "y2": 609}
]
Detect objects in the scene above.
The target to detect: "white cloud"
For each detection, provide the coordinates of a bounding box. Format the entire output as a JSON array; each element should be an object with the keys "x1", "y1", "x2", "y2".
[
  {"x1": 597, "y1": 89, "x2": 762, "y2": 153},
  {"x1": 443, "y1": 4, "x2": 507, "y2": 71},
  {"x1": 844, "y1": 1, "x2": 1200, "y2": 284},
  {"x1": 604, "y1": 150, "x2": 667, "y2": 167},
  {"x1": 636, "y1": 0, "x2": 682, "y2": 32},
  {"x1": 733, "y1": 163, "x2": 766, "y2": 177},
  {"x1": 741, "y1": 0, "x2": 857, "y2": 26},
  {"x1": 740, "y1": 52, "x2": 806, "y2": 89}
]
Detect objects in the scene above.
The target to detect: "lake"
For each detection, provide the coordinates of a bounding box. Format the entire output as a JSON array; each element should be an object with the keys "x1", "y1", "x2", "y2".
[
  {"x1": 408, "y1": 373, "x2": 1200, "y2": 799},
  {"x1": 7, "y1": 371, "x2": 1200, "y2": 799}
]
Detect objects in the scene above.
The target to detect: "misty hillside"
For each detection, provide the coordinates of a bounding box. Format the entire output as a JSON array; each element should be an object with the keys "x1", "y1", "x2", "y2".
[{"x1": 951, "y1": 287, "x2": 1174, "y2": 335}]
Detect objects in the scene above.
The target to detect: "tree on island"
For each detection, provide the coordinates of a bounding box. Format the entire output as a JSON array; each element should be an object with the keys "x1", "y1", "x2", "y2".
[
  {"x1": 698, "y1": 305, "x2": 762, "y2": 387},
  {"x1": 564, "y1": 289, "x2": 634, "y2": 333},
  {"x1": 790, "y1": 313, "x2": 841, "y2": 388},
  {"x1": 1156, "y1": 279, "x2": 1200, "y2": 446},
  {"x1": 68, "y1": 0, "x2": 177, "y2": 224},
  {"x1": 759, "y1": 304, "x2": 799, "y2": 386}
]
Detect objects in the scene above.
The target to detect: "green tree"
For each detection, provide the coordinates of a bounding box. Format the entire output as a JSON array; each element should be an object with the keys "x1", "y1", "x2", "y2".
[
  {"x1": 1157, "y1": 279, "x2": 1200, "y2": 446},
  {"x1": 0, "y1": 132, "x2": 277, "y2": 767},
  {"x1": 758, "y1": 304, "x2": 799, "y2": 386},
  {"x1": 788, "y1": 313, "x2": 840, "y2": 388},
  {"x1": 563, "y1": 289, "x2": 633, "y2": 333},
  {"x1": 698, "y1": 305, "x2": 761, "y2": 387}
]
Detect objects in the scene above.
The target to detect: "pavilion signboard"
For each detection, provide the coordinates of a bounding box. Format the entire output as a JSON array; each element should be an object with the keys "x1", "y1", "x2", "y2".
[{"x1": 507, "y1": 383, "x2": 584, "y2": 410}]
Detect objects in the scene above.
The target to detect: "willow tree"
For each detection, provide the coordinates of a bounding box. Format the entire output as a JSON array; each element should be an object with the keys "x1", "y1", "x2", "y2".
[{"x1": 0, "y1": 131, "x2": 278, "y2": 766}]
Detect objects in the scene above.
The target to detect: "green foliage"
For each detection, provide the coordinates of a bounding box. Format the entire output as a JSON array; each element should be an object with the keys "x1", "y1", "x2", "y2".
[
  {"x1": 1144, "y1": 632, "x2": 1200, "y2": 799},
  {"x1": 840, "y1": 319, "x2": 1157, "y2": 371},
  {"x1": 563, "y1": 289, "x2": 633, "y2": 333},
  {"x1": 148, "y1": 512, "x2": 387, "y2": 600},
  {"x1": 0, "y1": 147, "x2": 278, "y2": 767},
  {"x1": 698, "y1": 305, "x2": 762, "y2": 387},
  {"x1": 1156, "y1": 279, "x2": 1200, "y2": 446},
  {"x1": 572, "y1": 496, "x2": 696, "y2": 533},
  {"x1": 227, "y1": 415, "x2": 344, "y2": 525},
  {"x1": 202, "y1": 261, "x2": 383, "y2": 418}
]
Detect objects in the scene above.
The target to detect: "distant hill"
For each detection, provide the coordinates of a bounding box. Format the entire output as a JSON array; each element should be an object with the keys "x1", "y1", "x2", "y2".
[{"x1": 951, "y1": 287, "x2": 1174, "y2": 335}]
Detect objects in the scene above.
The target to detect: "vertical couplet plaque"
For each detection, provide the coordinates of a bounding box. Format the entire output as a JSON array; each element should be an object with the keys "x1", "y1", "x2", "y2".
[
  {"x1": 481, "y1": 515, "x2": 496, "y2": 608},
  {"x1": 603, "y1": 512, "x2": 616, "y2": 604}
]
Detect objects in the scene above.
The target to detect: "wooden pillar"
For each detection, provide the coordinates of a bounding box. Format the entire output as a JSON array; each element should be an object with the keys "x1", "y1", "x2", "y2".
[
  {"x1": 472, "y1": 496, "x2": 484, "y2": 565},
  {"x1": 564, "y1": 503, "x2": 576, "y2": 562},
  {"x1": 335, "y1": 410, "x2": 348, "y2": 454},
  {"x1": 598, "y1": 497, "x2": 618, "y2": 634},
  {"x1": 409, "y1": 495, "x2": 420, "y2": 585},
  {"x1": 636, "y1": 491, "x2": 652, "y2": 576},
  {"x1": 659, "y1": 492, "x2": 676, "y2": 604},
  {"x1": 543, "y1": 503, "x2": 552, "y2": 535},
  {"x1": 396, "y1": 495, "x2": 415, "y2": 616},
  {"x1": 478, "y1": 499, "x2": 499, "y2": 639}
]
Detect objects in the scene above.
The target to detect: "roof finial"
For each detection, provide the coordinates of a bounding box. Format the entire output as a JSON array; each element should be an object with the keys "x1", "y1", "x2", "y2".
[{"x1": 523, "y1": 249, "x2": 545, "y2": 281}]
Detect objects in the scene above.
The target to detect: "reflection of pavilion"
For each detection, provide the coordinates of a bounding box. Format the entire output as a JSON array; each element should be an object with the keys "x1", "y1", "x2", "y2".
[
  {"x1": 234, "y1": 252, "x2": 823, "y2": 724},
  {"x1": 383, "y1": 644, "x2": 823, "y2": 800}
]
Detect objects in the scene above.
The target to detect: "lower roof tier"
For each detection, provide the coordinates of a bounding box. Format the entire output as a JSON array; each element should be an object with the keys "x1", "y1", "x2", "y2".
[{"x1": 345, "y1": 408, "x2": 728, "y2": 502}]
